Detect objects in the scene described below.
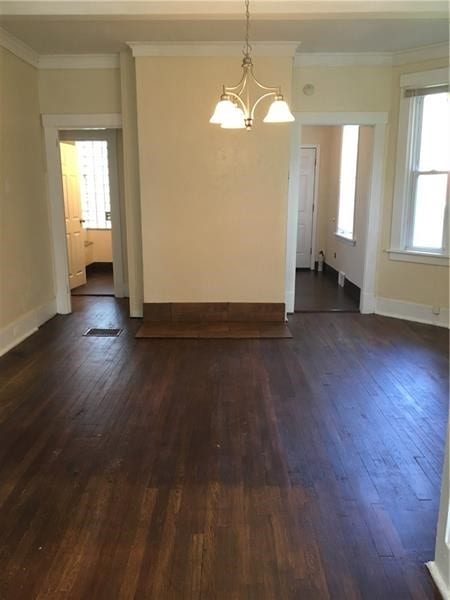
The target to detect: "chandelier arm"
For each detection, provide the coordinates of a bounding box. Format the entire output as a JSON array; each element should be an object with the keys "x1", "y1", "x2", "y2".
[
  {"x1": 225, "y1": 69, "x2": 249, "y2": 94},
  {"x1": 226, "y1": 91, "x2": 249, "y2": 117},
  {"x1": 250, "y1": 91, "x2": 277, "y2": 119},
  {"x1": 249, "y1": 67, "x2": 280, "y2": 93}
]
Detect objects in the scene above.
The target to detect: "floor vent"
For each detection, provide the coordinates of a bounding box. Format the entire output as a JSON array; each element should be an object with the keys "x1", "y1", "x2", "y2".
[{"x1": 83, "y1": 328, "x2": 122, "y2": 337}]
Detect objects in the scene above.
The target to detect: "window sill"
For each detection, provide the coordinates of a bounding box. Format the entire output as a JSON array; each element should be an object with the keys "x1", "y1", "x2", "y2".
[
  {"x1": 386, "y1": 249, "x2": 450, "y2": 266},
  {"x1": 334, "y1": 233, "x2": 356, "y2": 246}
]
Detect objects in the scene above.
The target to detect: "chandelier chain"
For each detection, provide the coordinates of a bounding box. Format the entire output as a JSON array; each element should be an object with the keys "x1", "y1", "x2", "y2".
[{"x1": 244, "y1": 0, "x2": 252, "y2": 58}]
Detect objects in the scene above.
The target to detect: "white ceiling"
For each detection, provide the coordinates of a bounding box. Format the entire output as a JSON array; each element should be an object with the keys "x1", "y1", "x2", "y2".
[{"x1": 0, "y1": 1, "x2": 448, "y2": 54}]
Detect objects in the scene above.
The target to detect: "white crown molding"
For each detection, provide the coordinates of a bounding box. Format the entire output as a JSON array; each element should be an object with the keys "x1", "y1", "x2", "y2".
[
  {"x1": 38, "y1": 53, "x2": 119, "y2": 69},
  {"x1": 294, "y1": 52, "x2": 392, "y2": 67},
  {"x1": 294, "y1": 42, "x2": 448, "y2": 67},
  {"x1": 0, "y1": 25, "x2": 38, "y2": 67},
  {"x1": 128, "y1": 41, "x2": 300, "y2": 58},
  {"x1": 392, "y1": 42, "x2": 449, "y2": 65}
]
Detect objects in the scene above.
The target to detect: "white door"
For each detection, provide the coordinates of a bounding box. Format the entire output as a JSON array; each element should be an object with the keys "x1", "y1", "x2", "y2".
[
  {"x1": 296, "y1": 148, "x2": 316, "y2": 268},
  {"x1": 60, "y1": 142, "x2": 87, "y2": 289}
]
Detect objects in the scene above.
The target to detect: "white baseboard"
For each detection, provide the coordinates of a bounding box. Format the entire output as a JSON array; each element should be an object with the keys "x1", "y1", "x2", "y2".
[
  {"x1": 0, "y1": 299, "x2": 57, "y2": 357},
  {"x1": 426, "y1": 561, "x2": 449, "y2": 600},
  {"x1": 376, "y1": 297, "x2": 450, "y2": 328}
]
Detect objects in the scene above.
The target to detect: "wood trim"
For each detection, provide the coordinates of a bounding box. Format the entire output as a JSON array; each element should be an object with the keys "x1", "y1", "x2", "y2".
[{"x1": 143, "y1": 302, "x2": 286, "y2": 323}]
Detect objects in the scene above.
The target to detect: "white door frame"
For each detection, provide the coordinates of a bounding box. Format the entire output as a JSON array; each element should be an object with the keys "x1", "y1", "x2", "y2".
[
  {"x1": 299, "y1": 144, "x2": 320, "y2": 270},
  {"x1": 59, "y1": 129, "x2": 126, "y2": 299},
  {"x1": 42, "y1": 113, "x2": 122, "y2": 314},
  {"x1": 286, "y1": 112, "x2": 388, "y2": 314}
]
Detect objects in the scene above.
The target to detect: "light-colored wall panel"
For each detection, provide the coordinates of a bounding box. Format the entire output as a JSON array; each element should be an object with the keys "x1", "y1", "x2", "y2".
[
  {"x1": 85, "y1": 229, "x2": 113, "y2": 263},
  {"x1": 0, "y1": 47, "x2": 54, "y2": 329},
  {"x1": 293, "y1": 66, "x2": 392, "y2": 113},
  {"x1": 135, "y1": 56, "x2": 292, "y2": 303},
  {"x1": 39, "y1": 68, "x2": 121, "y2": 114}
]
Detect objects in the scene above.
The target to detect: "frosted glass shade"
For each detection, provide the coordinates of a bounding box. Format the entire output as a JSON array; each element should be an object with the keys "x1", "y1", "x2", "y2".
[
  {"x1": 263, "y1": 99, "x2": 295, "y2": 123},
  {"x1": 220, "y1": 106, "x2": 246, "y2": 129},
  {"x1": 209, "y1": 99, "x2": 235, "y2": 124}
]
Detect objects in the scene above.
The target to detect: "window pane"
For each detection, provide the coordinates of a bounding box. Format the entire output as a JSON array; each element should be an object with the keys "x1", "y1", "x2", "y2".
[
  {"x1": 412, "y1": 173, "x2": 447, "y2": 249},
  {"x1": 337, "y1": 125, "x2": 359, "y2": 238},
  {"x1": 75, "y1": 141, "x2": 111, "y2": 229},
  {"x1": 419, "y1": 93, "x2": 450, "y2": 171}
]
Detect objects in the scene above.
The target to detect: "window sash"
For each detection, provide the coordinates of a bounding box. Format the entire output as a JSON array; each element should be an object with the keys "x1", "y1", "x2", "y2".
[
  {"x1": 407, "y1": 171, "x2": 449, "y2": 252},
  {"x1": 404, "y1": 95, "x2": 449, "y2": 254}
]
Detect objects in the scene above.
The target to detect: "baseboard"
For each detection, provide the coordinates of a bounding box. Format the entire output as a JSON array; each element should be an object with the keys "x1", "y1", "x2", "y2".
[
  {"x1": 0, "y1": 298, "x2": 57, "y2": 357},
  {"x1": 143, "y1": 302, "x2": 286, "y2": 323},
  {"x1": 426, "y1": 561, "x2": 449, "y2": 600},
  {"x1": 376, "y1": 297, "x2": 450, "y2": 328}
]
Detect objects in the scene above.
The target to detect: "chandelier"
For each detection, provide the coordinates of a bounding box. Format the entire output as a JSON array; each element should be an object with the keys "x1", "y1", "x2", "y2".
[{"x1": 209, "y1": 0, "x2": 295, "y2": 130}]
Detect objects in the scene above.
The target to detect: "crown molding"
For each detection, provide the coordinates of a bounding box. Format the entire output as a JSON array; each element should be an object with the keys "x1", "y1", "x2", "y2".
[
  {"x1": 294, "y1": 52, "x2": 392, "y2": 67},
  {"x1": 294, "y1": 42, "x2": 448, "y2": 67},
  {"x1": 38, "y1": 54, "x2": 120, "y2": 69},
  {"x1": 0, "y1": 25, "x2": 38, "y2": 67},
  {"x1": 392, "y1": 42, "x2": 449, "y2": 65},
  {"x1": 128, "y1": 41, "x2": 300, "y2": 58}
]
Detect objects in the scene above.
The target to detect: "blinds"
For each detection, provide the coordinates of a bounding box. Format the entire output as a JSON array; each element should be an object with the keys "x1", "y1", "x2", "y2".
[{"x1": 404, "y1": 84, "x2": 449, "y2": 98}]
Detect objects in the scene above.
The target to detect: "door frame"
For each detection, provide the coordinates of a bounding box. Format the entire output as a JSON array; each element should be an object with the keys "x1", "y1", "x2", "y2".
[
  {"x1": 285, "y1": 112, "x2": 388, "y2": 314},
  {"x1": 59, "y1": 129, "x2": 126, "y2": 299},
  {"x1": 42, "y1": 114, "x2": 122, "y2": 314},
  {"x1": 299, "y1": 145, "x2": 320, "y2": 270}
]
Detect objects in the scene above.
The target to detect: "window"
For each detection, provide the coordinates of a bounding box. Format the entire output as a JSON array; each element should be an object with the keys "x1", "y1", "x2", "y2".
[
  {"x1": 75, "y1": 141, "x2": 111, "y2": 229},
  {"x1": 336, "y1": 125, "x2": 359, "y2": 241},
  {"x1": 390, "y1": 68, "x2": 449, "y2": 264}
]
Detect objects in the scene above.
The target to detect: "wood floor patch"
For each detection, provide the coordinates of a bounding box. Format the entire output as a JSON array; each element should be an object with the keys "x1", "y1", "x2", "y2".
[{"x1": 135, "y1": 321, "x2": 292, "y2": 339}]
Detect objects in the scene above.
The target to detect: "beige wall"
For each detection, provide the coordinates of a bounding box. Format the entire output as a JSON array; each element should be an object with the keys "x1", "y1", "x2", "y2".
[
  {"x1": 377, "y1": 57, "x2": 449, "y2": 307},
  {"x1": 135, "y1": 56, "x2": 292, "y2": 303},
  {"x1": 293, "y1": 59, "x2": 449, "y2": 308},
  {"x1": 0, "y1": 48, "x2": 54, "y2": 328},
  {"x1": 39, "y1": 68, "x2": 121, "y2": 114},
  {"x1": 85, "y1": 229, "x2": 113, "y2": 264},
  {"x1": 293, "y1": 66, "x2": 392, "y2": 113}
]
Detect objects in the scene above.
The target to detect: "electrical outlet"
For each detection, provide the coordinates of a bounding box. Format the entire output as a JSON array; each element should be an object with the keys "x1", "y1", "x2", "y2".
[{"x1": 432, "y1": 305, "x2": 441, "y2": 315}]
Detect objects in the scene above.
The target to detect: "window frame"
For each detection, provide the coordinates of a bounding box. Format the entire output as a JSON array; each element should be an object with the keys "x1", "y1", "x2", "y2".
[
  {"x1": 336, "y1": 124, "x2": 360, "y2": 243},
  {"x1": 389, "y1": 67, "x2": 449, "y2": 265}
]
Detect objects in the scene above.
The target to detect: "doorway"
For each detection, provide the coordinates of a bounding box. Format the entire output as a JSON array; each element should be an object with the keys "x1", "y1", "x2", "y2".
[
  {"x1": 59, "y1": 134, "x2": 118, "y2": 297},
  {"x1": 285, "y1": 112, "x2": 388, "y2": 315},
  {"x1": 294, "y1": 126, "x2": 373, "y2": 313}
]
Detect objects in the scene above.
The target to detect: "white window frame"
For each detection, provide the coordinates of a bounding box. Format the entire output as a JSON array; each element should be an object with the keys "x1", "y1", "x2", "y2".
[{"x1": 388, "y1": 68, "x2": 450, "y2": 266}]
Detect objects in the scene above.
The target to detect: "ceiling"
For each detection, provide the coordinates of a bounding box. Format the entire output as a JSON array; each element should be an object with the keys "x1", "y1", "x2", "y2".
[{"x1": 0, "y1": 1, "x2": 448, "y2": 55}]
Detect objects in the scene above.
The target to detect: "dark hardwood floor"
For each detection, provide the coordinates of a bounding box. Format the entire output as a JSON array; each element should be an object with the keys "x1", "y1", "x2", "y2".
[
  {"x1": 0, "y1": 297, "x2": 447, "y2": 599},
  {"x1": 72, "y1": 263, "x2": 114, "y2": 296},
  {"x1": 295, "y1": 269, "x2": 360, "y2": 312}
]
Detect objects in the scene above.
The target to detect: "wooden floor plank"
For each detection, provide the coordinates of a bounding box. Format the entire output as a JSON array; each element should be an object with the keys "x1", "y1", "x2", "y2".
[{"x1": 0, "y1": 297, "x2": 446, "y2": 599}]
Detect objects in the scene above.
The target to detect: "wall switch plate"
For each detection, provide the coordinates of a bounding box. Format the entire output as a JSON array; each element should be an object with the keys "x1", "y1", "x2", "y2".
[{"x1": 432, "y1": 305, "x2": 441, "y2": 315}]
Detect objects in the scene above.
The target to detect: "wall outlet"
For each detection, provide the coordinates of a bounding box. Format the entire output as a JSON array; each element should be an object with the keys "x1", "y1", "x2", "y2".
[
  {"x1": 432, "y1": 305, "x2": 441, "y2": 315},
  {"x1": 338, "y1": 271, "x2": 345, "y2": 287}
]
